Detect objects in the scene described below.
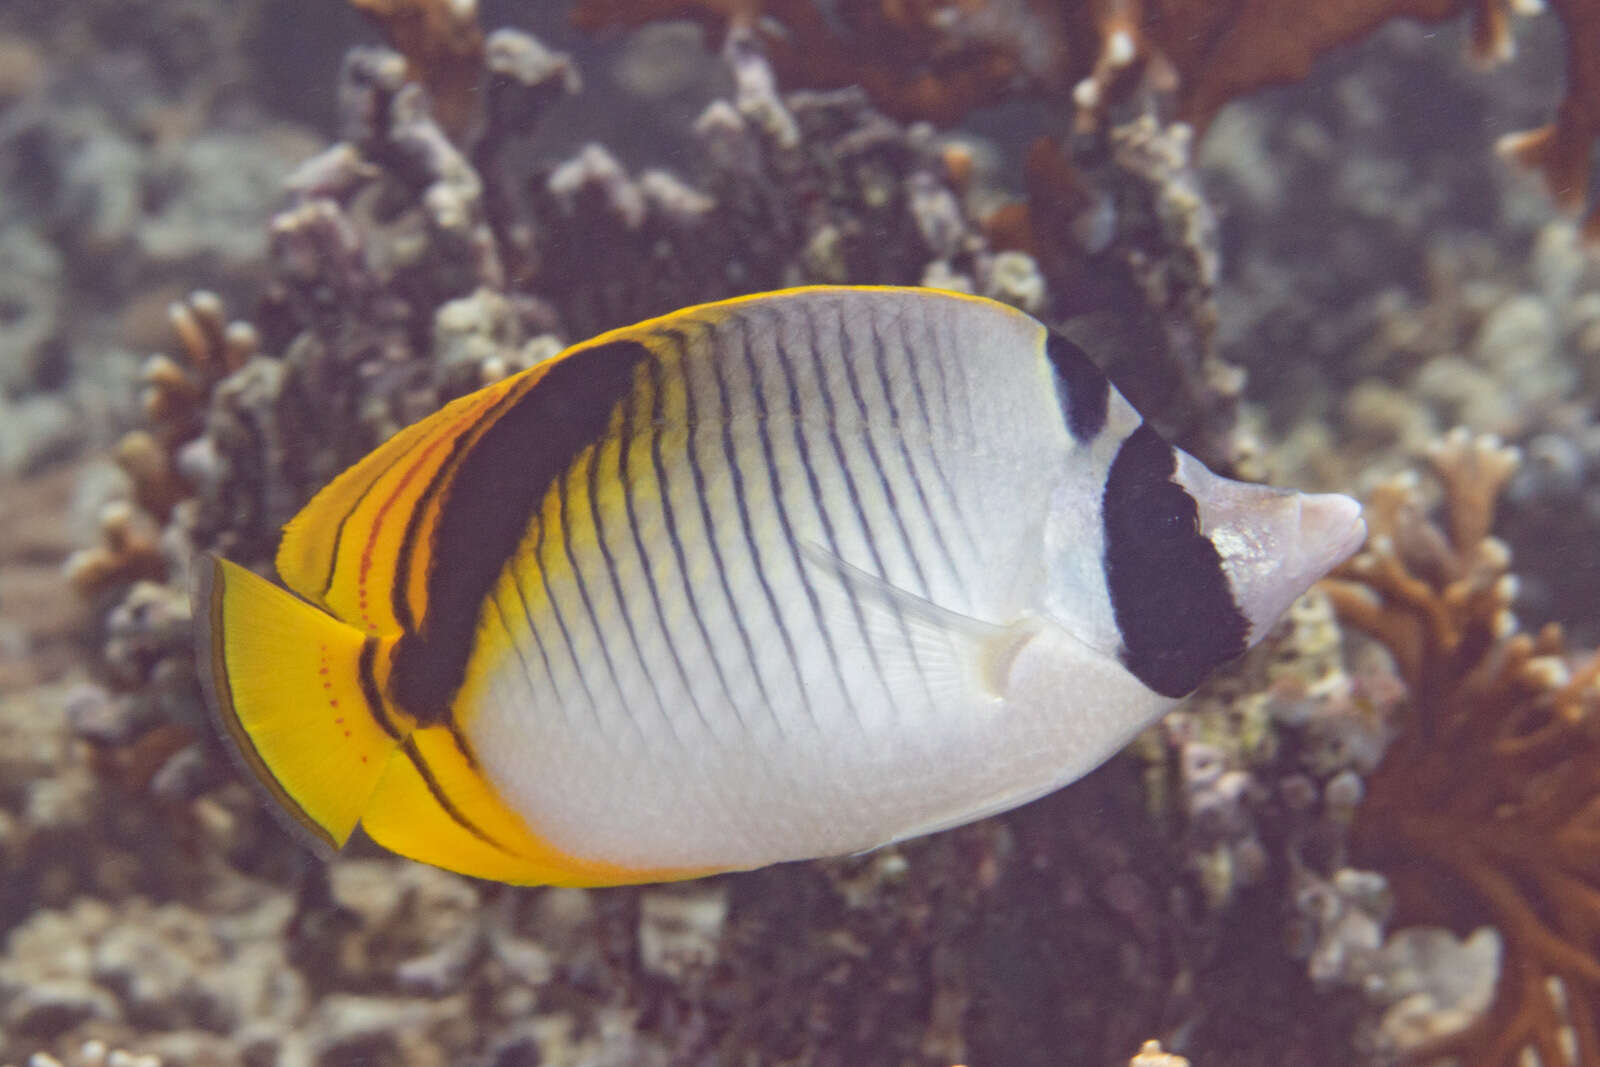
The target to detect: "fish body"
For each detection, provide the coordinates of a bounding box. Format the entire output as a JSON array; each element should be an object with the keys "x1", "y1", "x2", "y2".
[{"x1": 196, "y1": 286, "x2": 1365, "y2": 885}]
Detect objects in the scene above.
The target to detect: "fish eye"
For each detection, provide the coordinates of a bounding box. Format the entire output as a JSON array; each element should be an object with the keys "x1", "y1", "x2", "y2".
[{"x1": 1150, "y1": 485, "x2": 1199, "y2": 540}]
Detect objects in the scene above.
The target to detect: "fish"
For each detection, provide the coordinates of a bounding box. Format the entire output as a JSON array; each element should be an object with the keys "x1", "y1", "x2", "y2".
[{"x1": 194, "y1": 285, "x2": 1366, "y2": 886}]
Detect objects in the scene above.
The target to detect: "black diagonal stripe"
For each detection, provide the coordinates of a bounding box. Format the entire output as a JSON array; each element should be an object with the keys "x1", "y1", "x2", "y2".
[
  {"x1": 714, "y1": 318, "x2": 811, "y2": 725},
  {"x1": 591, "y1": 374, "x2": 685, "y2": 737},
  {"x1": 391, "y1": 386, "x2": 528, "y2": 634},
  {"x1": 898, "y1": 306, "x2": 939, "y2": 437},
  {"x1": 399, "y1": 736, "x2": 512, "y2": 853},
  {"x1": 1046, "y1": 331, "x2": 1110, "y2": 442},
  {"x1": 756, "y1": 311, "x2": 860, "y2": 724},
  {"x1": 647, "y1": 330, "x2": 745, "y2": 724},
  {"x1": 917, "y1": 306, "x2": 958, "y2": 443},
  {"x1": 387, "y1": 342, "x2": 648, "y2": 719}
]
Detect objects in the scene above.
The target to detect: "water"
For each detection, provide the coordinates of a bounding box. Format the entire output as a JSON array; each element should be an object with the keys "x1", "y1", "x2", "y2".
[{"x1": 0, "y1": 3, "x2": 1593, "y2": 1065}]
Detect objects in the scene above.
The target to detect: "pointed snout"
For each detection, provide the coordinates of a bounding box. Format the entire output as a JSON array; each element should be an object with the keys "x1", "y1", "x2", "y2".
[
  {"x1": 1293, "y1": 492, "x2": 1368, "y2": 585},
  {"x1": 1175, "y1": 454, "x2": 1367, "y2": 645}
]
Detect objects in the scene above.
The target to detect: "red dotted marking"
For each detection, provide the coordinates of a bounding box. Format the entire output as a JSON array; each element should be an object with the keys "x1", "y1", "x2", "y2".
[{"x1": 318, "y1": 643, "x2": 354, "y2": 747}]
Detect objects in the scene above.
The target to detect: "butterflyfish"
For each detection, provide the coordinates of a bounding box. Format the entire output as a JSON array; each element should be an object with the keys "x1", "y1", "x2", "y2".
[{"x1": 195, "y1": 286, "x2": 1366, "y2": 886}]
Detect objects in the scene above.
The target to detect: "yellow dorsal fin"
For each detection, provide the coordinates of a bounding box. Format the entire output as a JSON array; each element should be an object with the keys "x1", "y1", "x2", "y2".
[{"x1": 275, "y1": 376, "x2": 530, "y2": 635}]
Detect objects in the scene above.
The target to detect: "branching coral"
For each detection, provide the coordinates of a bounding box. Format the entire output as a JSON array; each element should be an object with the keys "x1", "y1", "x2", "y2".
[
  {"x1": 1322, "y1": 429, "x2": 1600, "y2": 1066},
  {"x1": 63, "y1": 292, "x2": 255, "y2": 600},
  {"x1": 572, "y1": 0, "x2": 1600, "y2": 232},
  {"x1": 573, "y1": 0, "x2": 1073, "y2": 124},
  {"x1": 349, "y1": 0, "x2": 485, "y2": 141}
]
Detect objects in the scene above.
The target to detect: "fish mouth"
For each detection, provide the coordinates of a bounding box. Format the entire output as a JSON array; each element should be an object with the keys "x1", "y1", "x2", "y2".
[
  {"x1": 1177, "y1": 449, "x2": 1367, "y2": 646},
  {"x1": 1295, "y1": 491, "x2": 1368, "y2": 579},
  {"x1": 1236, "y1": 490, "x2": 1365, "y2": 640}
]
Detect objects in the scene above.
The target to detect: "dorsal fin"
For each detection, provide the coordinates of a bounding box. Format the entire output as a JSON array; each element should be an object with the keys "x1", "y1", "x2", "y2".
[{"x1": 275, "y1": 374, "x2": 534, "y2": 635}]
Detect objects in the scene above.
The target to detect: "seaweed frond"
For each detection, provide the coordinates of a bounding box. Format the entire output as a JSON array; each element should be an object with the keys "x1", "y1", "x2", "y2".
[{"x1": 1322, "y1": 428, "x2": 1600, "y2": 1066}]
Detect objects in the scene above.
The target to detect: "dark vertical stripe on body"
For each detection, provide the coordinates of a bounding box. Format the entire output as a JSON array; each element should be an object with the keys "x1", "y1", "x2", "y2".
[
  {"x1": 894, "y1": 310, "x2": 977, "y2": 559},
  {"x1": 390, "y1": 386, "x2": 528, "y2": 634},
  {"x1": 868, "y1": 316, "x2": 967, "y2": 603},
  {"x1": 802, "y1": 304, "x2": 902, "y2": 711},
  {"x1": 525, "y1": 516, "x2": 601, "y2": 720},
  {"x1": 651, "y1": 329, "x2": 752, "y2": 724},
  {"x1": 386, "y1": 342, "x2": 648, "y2": 719},
  {"x1": 612, "y1": 364, "x2": 717, "y2": 736},
  {"x1": 841, "y1": 313, "x2": 929, "y2": 596},
  {"x1": 716, "y1": 317, "x2": 814, "y2": 725},
  {"x1": 1046, "y1": 331, "x2": 1110, "y2": 442},
  {"x1": 758, "y1": 311, "x2": 862, "y2": 725},
  {"x1": 831, "y1": 308, "x2": 938, "y2": 710},
  {"x1": 584, "y1": 386, "x2": 678, "y2": 737},
  {"x1": 1102, "y1": 423, "x2": 1249, "y2": 698},
  {"x1": 490, "y1": 591, "x2": 560, "y2": 731},
  {"x1": 558, "y1": 449, "x2": 641, "y2": 735}
]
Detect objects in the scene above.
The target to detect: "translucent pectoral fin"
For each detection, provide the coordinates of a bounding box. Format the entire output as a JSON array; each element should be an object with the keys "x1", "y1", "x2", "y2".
[{"x1": 797, "y1": 540, "x2": 1040, "y2": 701}]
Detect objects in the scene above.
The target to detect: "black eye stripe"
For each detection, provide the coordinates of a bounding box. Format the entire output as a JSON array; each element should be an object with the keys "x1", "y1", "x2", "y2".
[
  {"x1": 1101, "y1": 424, "x2": 1249, "y2": 698},
  {"x1": 1046, "y1": 331, "x2": 1110, "y2": 443}
]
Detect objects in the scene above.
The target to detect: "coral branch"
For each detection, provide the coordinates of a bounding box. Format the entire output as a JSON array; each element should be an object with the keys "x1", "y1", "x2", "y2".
[
  {"x1": 350, "y1": 0, "x2": 485, "y2": 141},
  {"x1": 572, "y1": 0, "x2": 1600, "y2": 231},
  {"x1": 1329, "y1": 429, "x2": 1600, "y2": 1065}
]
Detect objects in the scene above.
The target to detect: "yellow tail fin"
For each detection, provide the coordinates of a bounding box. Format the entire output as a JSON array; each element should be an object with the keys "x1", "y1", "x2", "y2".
[
  {"x1": 195, "y1": 554, "x2": 720, "y2": 886},
  {"x1": 194, "y1": 554, "x2": 411, "y2": 852}
]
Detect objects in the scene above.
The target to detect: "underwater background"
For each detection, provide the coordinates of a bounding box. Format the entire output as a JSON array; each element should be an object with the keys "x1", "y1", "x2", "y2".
[{"x1": 2, "y1": 1, "x2": 1599, "y2": 1064}]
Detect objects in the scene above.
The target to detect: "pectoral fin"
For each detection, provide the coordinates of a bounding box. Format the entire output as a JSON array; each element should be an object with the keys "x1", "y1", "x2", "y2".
[{"x1": 798, "y1": 541, "x2": 1041, "y2": 701}]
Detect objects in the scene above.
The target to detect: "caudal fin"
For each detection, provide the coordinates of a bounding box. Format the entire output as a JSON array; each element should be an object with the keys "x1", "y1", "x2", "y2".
[
  {"x1": 195, "y1": 554, "x2": 730, "y2": 886},
  {"x1": 194, "y1": 554, "x2": 410, "y2": 852}
]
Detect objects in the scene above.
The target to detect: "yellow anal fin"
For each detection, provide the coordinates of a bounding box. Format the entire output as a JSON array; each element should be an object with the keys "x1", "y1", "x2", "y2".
[
  {"x1": 360, "y1": 725, "x2": 721, "y2": 887},
  {"x1": 195, "y1": 554, "x2": 414, "y2": 851},
  {"x1": 275, "y1": 378, "x2": 526, "y2": 635}
]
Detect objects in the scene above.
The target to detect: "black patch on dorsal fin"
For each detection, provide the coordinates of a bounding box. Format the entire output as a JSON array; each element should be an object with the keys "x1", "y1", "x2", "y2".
[
  {"x1": 388, "y1": 340, "x2": 649, "y2": 719},
  {"x1": 1102, "y1": 423, "x2": 1249, "y2": 698},
  {"x1": 1046, "y1": 331, "x2": 1109, "y2": 443}
]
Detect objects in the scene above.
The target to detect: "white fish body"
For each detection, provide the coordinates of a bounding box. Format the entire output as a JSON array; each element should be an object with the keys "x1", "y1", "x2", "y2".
[{"x1": 197, "y1": 286, "x2": 1366, "y2": 885}]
